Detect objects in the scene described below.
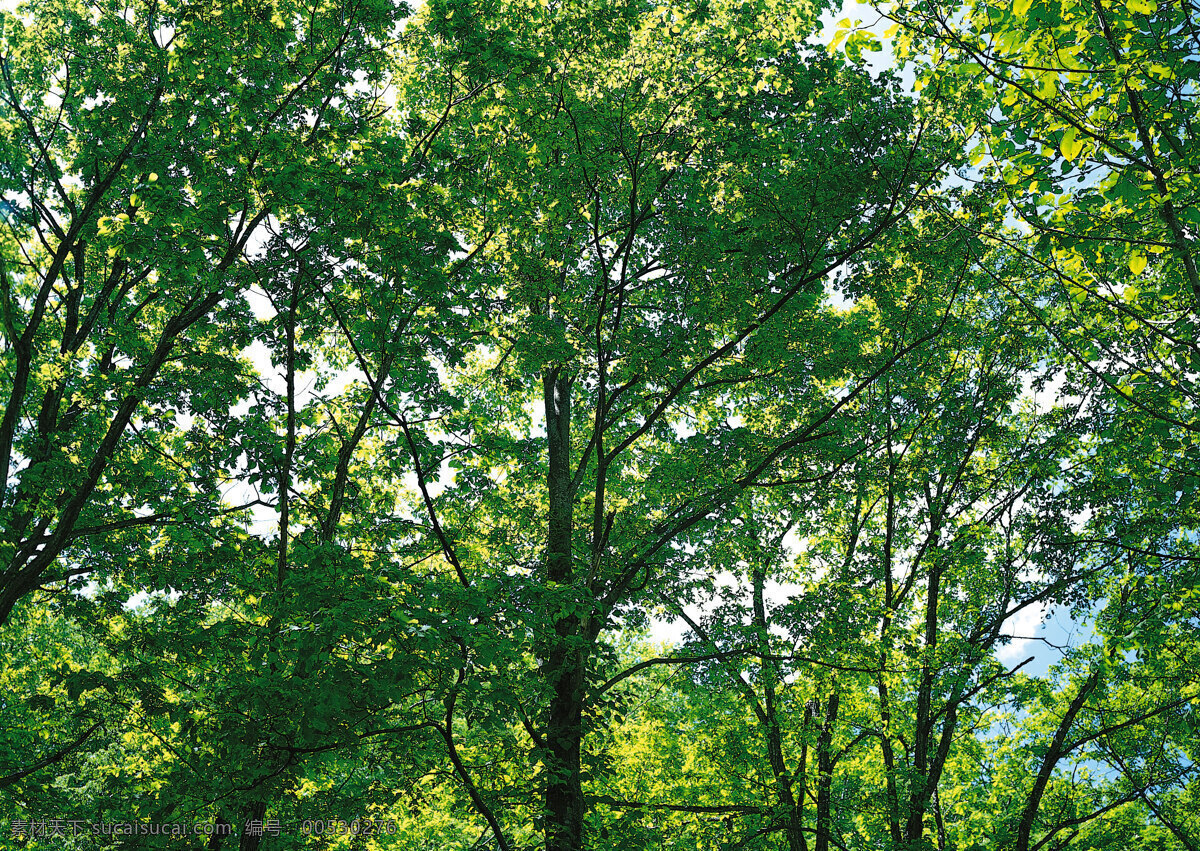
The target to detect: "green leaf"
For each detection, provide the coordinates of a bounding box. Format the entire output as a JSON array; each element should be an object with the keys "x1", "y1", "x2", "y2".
[{"x1": 1060, "y1": 126, "x2": 1083, "y2": 161}]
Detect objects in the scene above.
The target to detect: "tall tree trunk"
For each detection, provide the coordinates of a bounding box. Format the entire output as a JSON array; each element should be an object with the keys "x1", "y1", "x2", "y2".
[
  {"x1": 753, "y1": 561, "x2": 807, "y2": 851},
  {"x1": 877, "y1": 649, "x2": 904, "y2": 846},
  {"x1": 879, "y1": 424, "x2": 904, "y2": 848},
  {"x1": 542, "y1": 368, "x2": 585, "y2": 851},
  {"x1": 815, "y1": 691, "x2": 839, "y2": 851},
  {"x1": 907, "y1": 559, "x2": 942, "y2": 845},
  {"x1": 239, "y1": 800, "x2": 268, "y2": 851}
]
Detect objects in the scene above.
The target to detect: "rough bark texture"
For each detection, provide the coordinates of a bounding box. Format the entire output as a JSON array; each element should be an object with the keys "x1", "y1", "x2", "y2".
[
  {"x1": 542, "y1": 368, "x2": 585, "y2": 851},
  {"x1": 815, "y1": 691, "x2": 839, "y2": 851}
]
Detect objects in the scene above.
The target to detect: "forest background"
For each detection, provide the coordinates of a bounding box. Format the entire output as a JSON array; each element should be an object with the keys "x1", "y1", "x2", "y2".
[{"x1": 0, "y1": 0, "x2": 1198, "y2": 848}]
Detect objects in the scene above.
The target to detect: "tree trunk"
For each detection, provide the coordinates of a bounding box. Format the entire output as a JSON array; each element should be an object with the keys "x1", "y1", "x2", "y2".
[
  {"x1": 239, "y1": 800, "x2": 268, "y2": 851},
  {"x1": 542, "y1": 368, "x2": 585, "y2": 851},
  {"x1": 1014, "y1": 671, "x2": 1101, "y2": 851},
  {"x1": 877, "y1": 660, "x2": 904, "y2": 846},
  {"x1": 907, "y1": 559, "x2": 942, "y2": 845},
  {"x1": 815, "y1": 691, "x2": 839, "y2": 851},
  {"x1": 753, "y1": 561, "x2": 807, "y2": 851}
]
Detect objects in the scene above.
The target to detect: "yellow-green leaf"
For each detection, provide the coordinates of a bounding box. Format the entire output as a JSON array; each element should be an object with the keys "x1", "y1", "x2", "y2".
[{"x1": 1061, "y1": 126, "x2": 1083, "y2": 161}]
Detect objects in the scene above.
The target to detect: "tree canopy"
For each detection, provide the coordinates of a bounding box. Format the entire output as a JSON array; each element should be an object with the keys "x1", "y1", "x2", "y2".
[{"x1": 1, "y1": 0, "x2": 1197, "y2": 849}]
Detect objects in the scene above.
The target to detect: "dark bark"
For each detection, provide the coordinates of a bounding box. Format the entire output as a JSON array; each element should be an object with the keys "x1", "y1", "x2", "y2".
[
  {"x1": 877, "y1": 657, "x2": 904, "y2": 846},
  {"x1": 879, "y1": 422, "x2": 905, "y2": 847},
  {"x1": 798, "y1": 702, "x2": 812, "y2": 841},
  {"x1": 1014, "y1": 671, "x2": 1101, "y2": 851},
  {"x1": 753, "y1": 560, "x2": 807, "y2": 851},
  {"x1": 542, "y1": 367, "x2": 585, "y2": 851},
  {"x1": 906, "y1": 554, "x2": 943, "y2": 845},
  {"x1": 933, "y1": 787, "x2": 947, "y2": 851},
  {"x1": 238, "y1": 800, "x2": 268, "y2": 851},
  {"x1": 815, "y1": 691, "x2": 839, "y2": 851}
]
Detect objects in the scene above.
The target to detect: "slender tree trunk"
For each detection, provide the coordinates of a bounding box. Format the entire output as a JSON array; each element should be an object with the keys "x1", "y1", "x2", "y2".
[
  {"x1": 542, "y1": 368, "x2": 585, "y2": 851},
  {"x1": 880, "y1": 403, "x2": 905, "y2": 847},
  {"x1": 877, "y1": 669, "x2": 904, "y2": 847},
  {"x1": 907, "y1": 560, "x2": 942, "y2": 844},
  {"x1": 815, "y1": 691, "x2": 839, "y2": 851},
  {"x1": 933, "y1": 787, "x2": 948, "y2": 851},
  {"x1": 798, "y1": 702, "x2": 811, "y2": 843},
  {"x1": 1014, "y1": 671, "x2": 1100, "y2": 851},
  {"x1": 753, "y1": 562, "x2": 807, "y2": 851},
  {"x1": 239, "y1": 800, "x2": 268, "y2": 851},
  {"x1": 877, "y1": 652, "x2": 904, "y2": 847}
]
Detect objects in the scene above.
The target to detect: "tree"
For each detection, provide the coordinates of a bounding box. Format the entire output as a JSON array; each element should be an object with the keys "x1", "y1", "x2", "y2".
[
  {"x1": 3, "y1": 0, "x2": 1198, "y2": 848},
  {"x1": 0, "y1": 0, "x2": 448, "y2": 826},
  {"x1": 572, "y1": 218, "x2": 1200, "y2": 851},
  {"x1": 885, "y1": 0, "x2": 1200, "y2": 588},
  {"x1": 0, "y1": 0, "x2": 408, "y2": 621},
  {"x1": 386, "y1": 0, "x2": 958, "y2": 847},
  {"x1": 610, "y1": 229, "x2": 1094, "y2": 849}
]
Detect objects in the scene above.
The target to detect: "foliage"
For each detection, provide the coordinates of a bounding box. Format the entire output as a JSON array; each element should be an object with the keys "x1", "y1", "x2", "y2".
[{"x1": 1, "y1": 0, "x2": 1198, "y2": 849}]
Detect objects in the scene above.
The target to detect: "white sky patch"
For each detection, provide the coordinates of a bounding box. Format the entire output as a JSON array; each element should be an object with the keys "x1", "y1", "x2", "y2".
[
  {"x1": 152, "y1": 23, "x2": 176, "y2": 47},
  {"x1": 244, "y1": 286, "x2": 277, "y2": 321},
  {"x1": 648, "y1": 614, "x2": 690, "y2": 646},
  {"x1": 80, "y1": 92, "x2": 111, "y2": 111},
  {"x1": 403, "y1": 456, "x2": 454, "y2": 500},
  {"x1": 220, "y1": 476, "x2": 277, "y2": 539},
  {"x1": 1018, "y1": 368, "x2": 1069, "y2": 416},
  {"x1": 996, "y1": 600, "x2": 1049, "y2": 665},
  {"x1": 649, "y1": 567, "x2": 806, "y2": 648},
  {"x1": 826, "y1": 282, "x2": 855, "y2": 311},
  {"x1": 124, "y1": 588, "x2": 181, "y2": 611},
  {"x1": 526, "y1": 395, "x2": 547, "y2": 440}
]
